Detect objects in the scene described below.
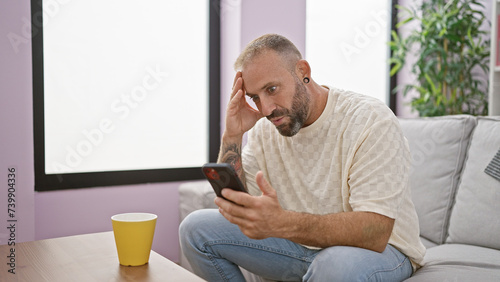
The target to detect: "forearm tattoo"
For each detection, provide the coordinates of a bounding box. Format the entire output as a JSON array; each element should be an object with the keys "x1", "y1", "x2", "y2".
[{"x1": 218, "y1": 142, "x2": 246, "y2": 186}]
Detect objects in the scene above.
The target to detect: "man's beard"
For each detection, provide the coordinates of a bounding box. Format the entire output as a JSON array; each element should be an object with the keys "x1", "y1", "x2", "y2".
[{"x1": 267, "y1": 77, "x2": 310, "y2": 137}]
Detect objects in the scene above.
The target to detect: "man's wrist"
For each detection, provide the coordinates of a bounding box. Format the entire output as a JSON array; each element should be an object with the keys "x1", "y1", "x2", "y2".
[
  {"x1": 273, "y1": 210, "x2": 302, "y2": 239},
  {"x1": 221, "y1": 132, "x2": 243, "y2": 145},
  {"x1": 273, "y1": 210, "x2": 319, "y2": 245}
]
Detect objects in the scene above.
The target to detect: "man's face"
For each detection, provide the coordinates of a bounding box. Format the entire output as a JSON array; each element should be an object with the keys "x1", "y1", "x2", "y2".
[{"x1": 241, "y1": 51, "x2": 310, "y2": 137}]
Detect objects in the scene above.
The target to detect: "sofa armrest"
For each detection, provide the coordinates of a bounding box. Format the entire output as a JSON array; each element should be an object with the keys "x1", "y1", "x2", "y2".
[{"x1": 179, "y1": 180, "x2": 217, "y2": 222}]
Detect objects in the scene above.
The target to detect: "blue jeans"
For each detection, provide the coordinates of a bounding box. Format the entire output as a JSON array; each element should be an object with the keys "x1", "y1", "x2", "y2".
[{"x1": 179, "y1": 209, "x2": 413, "y2": 282}]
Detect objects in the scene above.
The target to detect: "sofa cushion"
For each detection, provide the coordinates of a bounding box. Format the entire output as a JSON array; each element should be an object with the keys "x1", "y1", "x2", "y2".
[
  {"x1": 446, "y1": 117, "x2": 500, "y2": 250},
  {"x1": 419, "y1": 237, "x2": 438, "y2": 249},
  {"x1": 405, "y1": 244, "x2": 500, "y2": 281},
  {"x1": 398, "y1": 115, "x2": 476, "y2": 244}
]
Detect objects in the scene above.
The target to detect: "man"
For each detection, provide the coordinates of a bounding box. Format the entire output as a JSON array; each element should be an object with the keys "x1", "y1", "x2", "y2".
[{"x1": 180, "y1": 34, "x2": 425, "y2": 281}]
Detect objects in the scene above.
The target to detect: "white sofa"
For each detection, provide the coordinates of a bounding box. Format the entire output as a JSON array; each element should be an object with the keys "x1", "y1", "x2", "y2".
[{"x1": 178, "y1": 115, "x2": 500, "y2": 281}]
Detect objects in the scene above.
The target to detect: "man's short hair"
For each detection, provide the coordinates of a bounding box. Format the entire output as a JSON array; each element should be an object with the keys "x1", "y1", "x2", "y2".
[{"x1": 234, "y1": 34, "x2": 302, "y2": 72}]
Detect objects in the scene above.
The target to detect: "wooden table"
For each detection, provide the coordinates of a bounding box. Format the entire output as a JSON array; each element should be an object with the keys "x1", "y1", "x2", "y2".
[{"x1": 0, "y1": 231, "x2": 205, "y2": 281}]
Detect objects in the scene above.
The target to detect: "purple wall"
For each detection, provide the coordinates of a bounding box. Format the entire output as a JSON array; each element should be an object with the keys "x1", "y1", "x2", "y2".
[
  {"x1": 240, "y1": 0, "x2": 306, "y2": 55},
  {"x1": 0, "y1": 0, "x2": 36, "y2": 245}
]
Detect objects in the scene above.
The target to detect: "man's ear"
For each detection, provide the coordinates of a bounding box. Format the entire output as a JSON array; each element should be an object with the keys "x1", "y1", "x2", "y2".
[{"x1": 295, "y1": 59, "x2": 311, "y2": 79}]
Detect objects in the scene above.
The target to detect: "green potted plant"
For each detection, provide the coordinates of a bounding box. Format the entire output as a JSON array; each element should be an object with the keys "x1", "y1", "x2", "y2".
[{"x1": 389, "y1": 0, "x2": 490, "y2": 116}]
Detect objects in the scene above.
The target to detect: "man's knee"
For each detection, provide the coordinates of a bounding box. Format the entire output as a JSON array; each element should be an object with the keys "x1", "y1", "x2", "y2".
[
  {"x1": 304, "y1": 245, "x2": 412, "y2": 282},
  {"x1": 304, "y1": 247, "x2": 364, "y2": 281},
  {"x1": 179, "y1": 209, "x2": 218, "y2": 248}
]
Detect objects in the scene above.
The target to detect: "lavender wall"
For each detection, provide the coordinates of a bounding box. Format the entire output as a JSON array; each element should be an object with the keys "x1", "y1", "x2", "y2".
[
  {"x1": 240, "y1": 0, "x2": 306, "y2": 54},
  {"x1": 0, "y1": 0, "x2": 36, "y2": 245}
]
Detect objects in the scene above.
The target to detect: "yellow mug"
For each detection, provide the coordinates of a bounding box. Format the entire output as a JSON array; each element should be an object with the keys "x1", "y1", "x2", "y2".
[{"x1": 111, "y1": 213, "x2": 157, "y2": 266}]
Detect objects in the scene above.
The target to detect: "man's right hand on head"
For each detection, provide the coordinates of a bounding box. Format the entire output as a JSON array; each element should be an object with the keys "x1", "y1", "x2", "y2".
[{"x1": 223, "y1": 71, "x2": 263, "y2": 142}]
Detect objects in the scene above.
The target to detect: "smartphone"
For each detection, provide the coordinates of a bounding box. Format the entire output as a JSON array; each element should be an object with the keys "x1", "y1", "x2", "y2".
[{"x1": 201, "y1": 163, "x2": 247, "y2": 199}]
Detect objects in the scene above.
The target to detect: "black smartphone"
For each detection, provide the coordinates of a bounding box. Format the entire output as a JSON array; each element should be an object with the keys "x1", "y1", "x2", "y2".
[{"x1": 201, "y1": 163, "x2": 247, "y2": 199}]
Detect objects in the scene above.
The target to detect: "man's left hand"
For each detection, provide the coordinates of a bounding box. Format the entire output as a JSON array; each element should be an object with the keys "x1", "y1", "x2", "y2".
[{"x1": 215, "y1": 171, "x2": 285, "y2": 240}]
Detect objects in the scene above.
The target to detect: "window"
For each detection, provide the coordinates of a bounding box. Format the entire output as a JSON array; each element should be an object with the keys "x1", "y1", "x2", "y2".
[
  {"x1": 306, "y1": 0, "x2": 395, "y2": 105},
  {"x1": 32, "y1": 0, "x2": 220, "y2": 190}
]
